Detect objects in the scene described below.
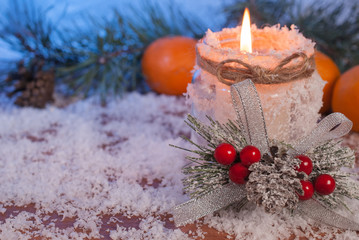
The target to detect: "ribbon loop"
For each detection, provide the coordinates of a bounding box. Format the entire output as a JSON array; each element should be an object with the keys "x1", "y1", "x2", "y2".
[
  {"x1": 298, "y1": 199, "x2": 359, "y2": 231},
  {"x1": 293, "y1": 113, "x2": 353, "y2": 154},
  {"x1": 230, "y1": 80, "x2": 270, "y2": 154},
  {"x1": 173, "y1": 184, "x2": 246, "y2": 227}
]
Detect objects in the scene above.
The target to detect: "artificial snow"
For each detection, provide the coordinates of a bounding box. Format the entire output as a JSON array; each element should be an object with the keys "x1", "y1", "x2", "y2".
[{"x1": 0, "y1": 92, "x2": 358, "y2": 239}]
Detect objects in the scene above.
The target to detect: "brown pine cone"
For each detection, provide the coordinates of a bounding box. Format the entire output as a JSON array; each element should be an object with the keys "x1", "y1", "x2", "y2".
[{"x1": 7, "y1": 59, "x2": 55, "y2": 108}]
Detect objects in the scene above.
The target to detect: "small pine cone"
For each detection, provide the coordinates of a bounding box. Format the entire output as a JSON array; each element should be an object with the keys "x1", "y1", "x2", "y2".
[
  {"x1": 14, "y1": 69, "x2": 54, "y2": 109},
  {"x1": 14, "y1": 97, "x2": 23, "y2": 106},
  {"x1": 7, "y1": 59, "x2": 55, "y2": 108},
  {"x1": 14, "y1": 80, "x2": 27, "y2": 89},
  {"x1": 27, "y1": 81, "x2": 36, "y2": 90},
  {"x1": 18, "y1": 66, "x2": 27, "y2": 75},
  {"x1": 35, "y1": 71, "x2": 43, "y2": 79},
  {"x1": 32, "y1": 88, "x2": 40, "y2": 96},
  {"x1": 36, "y1": 79, "x2": 44, "y2": 87},
  {"x1": 22, "y1": 90, "x2": 31, "y2": 98},
  {"x1": 246, "y1": 146, "x2": 306, "y2": 213}
]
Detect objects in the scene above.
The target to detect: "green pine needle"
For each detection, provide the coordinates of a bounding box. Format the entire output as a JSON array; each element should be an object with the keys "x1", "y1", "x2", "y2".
[
  {"x1": 172, "y1": 114, "x2": 247, "y2": 198},
  {"x1": 0, "y1": 0, "x2": 206, "y2": 102}
]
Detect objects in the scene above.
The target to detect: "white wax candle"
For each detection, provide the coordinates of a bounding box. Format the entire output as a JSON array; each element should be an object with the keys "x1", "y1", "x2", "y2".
[{"x1": 187, "y1": 25, "x2": 325, "y2": 143}]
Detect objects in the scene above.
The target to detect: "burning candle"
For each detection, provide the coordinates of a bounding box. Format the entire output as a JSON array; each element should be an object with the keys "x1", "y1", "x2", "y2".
[
  {"x1": 240, "y1": 8, "x2": 252, "y2": 53},
  {"x1": 187, "y1": 9, "x2": 325, "y2": 143}
]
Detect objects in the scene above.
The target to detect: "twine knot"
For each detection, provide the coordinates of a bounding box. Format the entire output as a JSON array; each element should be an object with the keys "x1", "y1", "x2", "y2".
[{"x1": 197, "y1": 48, "x2": 315, "y2": 85}]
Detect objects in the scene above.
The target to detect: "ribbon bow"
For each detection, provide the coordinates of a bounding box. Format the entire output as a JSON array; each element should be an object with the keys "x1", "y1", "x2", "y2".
[{"x1": 173, "y1": 79, "x2": 359, "y2": 231}]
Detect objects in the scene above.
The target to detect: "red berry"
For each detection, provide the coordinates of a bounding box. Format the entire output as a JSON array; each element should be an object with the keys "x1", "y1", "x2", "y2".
[
  {"x1": 214, "y1": 143, "x2": 237, "y2": 165},
  {"x1": 229, "y1": 163, "x2": 249, "y2": 184},
  {"x1": 295, "y1": 155, "x2": 313, "y2": 175},
  {"x1": 315, "y1": 174, "x2": 336, "y2": 195},
  {"x1": 298, "y1": 180, "x2": 314, "y2": 200},
  {"x1": 240, "y1": 145, "x2": 261, "y2": 167}
]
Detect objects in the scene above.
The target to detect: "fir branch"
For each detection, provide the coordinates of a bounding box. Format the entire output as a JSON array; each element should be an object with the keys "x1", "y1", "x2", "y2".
[
  {"x1": 0, "y1": 0, "x2": 76, "y2": 66},
  {"x1": 309, "y1": 140, "x2": 359, "y2": 208},
  {"x1": 186, "y1": 115, "x2": 247, "y2": 150},
  {"x1": 183, "y1": 163, "x2": 229, "y2": 198},
  {"x1": 224, "y1": 0, "x2": 294, "y2": 27},
  {"x1": 0, "y1": 0, "x2": 206, "y2": 101},
  {"x1": 310, "y1": 140, "x2": 355, "y2": 172},
  {"x1": 56, "y1": 1, "x2": 205, "y2": 102},
  {"x1": 176, "y1": 114, "x2": 246, "y2": 198}
]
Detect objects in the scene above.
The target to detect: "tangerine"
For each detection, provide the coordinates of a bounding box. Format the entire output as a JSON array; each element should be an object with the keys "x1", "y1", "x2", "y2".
[
  {"x1": 314, "y1": 51, "x2": 341, "y2": 113},
  {"x1": 332, "y1": 65, "x2": 359, "y2": 132},
  {"x1": 142, "y1": 36, "x2": 197, "y2": 95}
]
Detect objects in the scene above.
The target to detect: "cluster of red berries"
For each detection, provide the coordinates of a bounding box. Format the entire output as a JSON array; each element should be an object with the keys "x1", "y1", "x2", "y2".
[
  {"x1": 213, "y1": 143, "x2": 336, "y2": 201},
  {"x1": 214, "y1": 143, "x2": 261, "y2": 185},
  {"x1": 295, "y1": 155, "x2": 336, "y2": 200}
]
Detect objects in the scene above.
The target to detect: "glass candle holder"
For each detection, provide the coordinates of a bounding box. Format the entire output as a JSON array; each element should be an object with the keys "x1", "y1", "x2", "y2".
[{"x1": 187, "y1": 25, "x2": 325, "y2": 143}]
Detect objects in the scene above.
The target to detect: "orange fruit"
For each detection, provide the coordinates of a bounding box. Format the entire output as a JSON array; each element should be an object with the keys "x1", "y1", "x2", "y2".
[
  {"x1": 142, "y1": 36, "x2": 197, "y2": 95},
  {"x1": 314, "y1": 51, "x2": 341, "y2": 113},
  {"x1": 332, "y1": 66, "x2": 359, "y2": 132}
]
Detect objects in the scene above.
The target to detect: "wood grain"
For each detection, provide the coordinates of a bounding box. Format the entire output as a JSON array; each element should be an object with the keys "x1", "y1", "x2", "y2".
[{"x1": 0, "y1": 203, "x2": 344, "y2": 240}]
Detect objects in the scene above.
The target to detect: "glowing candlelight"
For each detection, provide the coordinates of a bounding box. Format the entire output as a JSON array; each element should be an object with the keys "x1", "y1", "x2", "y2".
[{"x1": 240, "y1": 8, "x2": 252, "y2": 53}]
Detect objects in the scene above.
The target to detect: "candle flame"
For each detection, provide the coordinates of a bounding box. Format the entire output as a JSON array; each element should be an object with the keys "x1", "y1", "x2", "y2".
[{"x1": 240, "y1": 8, "x2": 252, "y2": 53}]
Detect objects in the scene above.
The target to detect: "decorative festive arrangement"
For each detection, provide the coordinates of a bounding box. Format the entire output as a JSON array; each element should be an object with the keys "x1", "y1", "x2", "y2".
[
  {"x1": 172, "y1": 80, "x2": 359, "y2": 230},
  {"x1": 0, "y1": 0, "x2": 359, "y2": 239},
  {"x1": 176, "y1": 8, "x2": 359, "y2": 229}
]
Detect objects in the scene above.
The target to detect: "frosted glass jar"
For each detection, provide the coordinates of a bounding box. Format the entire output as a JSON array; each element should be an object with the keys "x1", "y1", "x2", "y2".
[{"x1": 187, "y1": 25, "x2": 326, "y2": 143}]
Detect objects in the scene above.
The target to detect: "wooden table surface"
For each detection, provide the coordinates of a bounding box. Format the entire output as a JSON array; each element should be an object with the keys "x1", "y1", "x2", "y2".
[
  {"x1": 1, "y1": 133, "x2": 358, "y2": 240},
  {"x1": 0, "y1": 194, "x2": 310, "y2": 240}
]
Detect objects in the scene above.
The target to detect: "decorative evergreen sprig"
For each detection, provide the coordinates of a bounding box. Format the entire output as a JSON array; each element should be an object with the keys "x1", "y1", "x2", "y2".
[
  {"x1": 173, "y1": 114, "x2": 359, "y2": 213},
  {"x1": 0, "y1": 0, "x2": 205, "y2": 102},
  {"x1": 224, "y1": 0, "x2": 359, "y2": 71},
  {"x1": 0, "y1": 0, "x2": 78, "y2": 82},
  {"x1": 171, "y1": 115, "x2": 247, "y2": 198},
  {"x1": 57, "y1": 2, "x2": 205, "y2": 102},
  {"x1": 309, "y1": 140, "x2": 359, "y2": 209},
  {"x1": 0, "y1": 0, "x2": 79, "y2": 95},
  {"x1": 0, "y1": 1, "x2": 71, "y2": 63}
]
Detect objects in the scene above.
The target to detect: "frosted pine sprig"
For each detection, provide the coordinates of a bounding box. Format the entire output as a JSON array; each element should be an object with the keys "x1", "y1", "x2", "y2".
[
  {"x1": 184, "y1": 115, "x2": 247, "y2": 150},
  {"x1": 170, "y1": 114, "x2": 247, "y2": 198},
  {"x1": 183, "y1": 163, "x2": 229, "y2": 198},
  {"x1": 310, "y1": 140, "x2": 355, "y2": 171},
  {"x1": 308, "y1": 140, "x2": 359, "y2": 209}
]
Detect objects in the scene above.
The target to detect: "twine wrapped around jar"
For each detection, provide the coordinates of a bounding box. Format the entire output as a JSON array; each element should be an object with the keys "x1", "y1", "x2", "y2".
[{"x1": 196, "y1": 47, "x2": 316, "y2": 86}]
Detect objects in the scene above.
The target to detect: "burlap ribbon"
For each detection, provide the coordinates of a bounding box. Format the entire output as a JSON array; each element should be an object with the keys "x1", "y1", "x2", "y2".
[
  {"x1": 196, "y1": 47, "x2": 315, "y2": 85},
  {"x1": 173, "y1": 80, "x2": 359, "y2": 231}
]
